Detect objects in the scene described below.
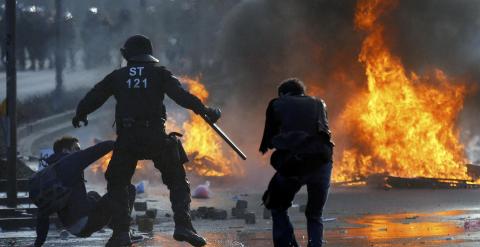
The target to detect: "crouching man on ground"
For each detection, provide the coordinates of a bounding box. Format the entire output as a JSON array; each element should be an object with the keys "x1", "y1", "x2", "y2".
[{"x1": 30, "y1": 136, "x2": 140, "y2": 247}]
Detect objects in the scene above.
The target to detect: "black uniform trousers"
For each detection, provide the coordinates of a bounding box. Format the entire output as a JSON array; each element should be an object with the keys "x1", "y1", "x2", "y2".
[{"x1": 105, "y1": 126, "x2": 192, "y2": 233}]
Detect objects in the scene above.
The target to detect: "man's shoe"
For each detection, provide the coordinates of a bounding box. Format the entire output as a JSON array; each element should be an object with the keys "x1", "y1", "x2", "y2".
[
  {"x1": 129, "y1": 229, "x2": 145, "y2": 243},
  {"x1": 105, "y1": 231, "x2": 132, "y2": 247},
  {"x1": 173, "y1": 227, "x2": 207, "y2": 247}
]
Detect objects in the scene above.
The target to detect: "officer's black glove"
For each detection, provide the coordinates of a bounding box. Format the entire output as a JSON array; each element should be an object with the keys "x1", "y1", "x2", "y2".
[
  {"x1": 72, "y1": 115, "x2": 88, "y2": 128},
  {"x1": 204, "y1": 107, "x2": 221, "y2": 123}
]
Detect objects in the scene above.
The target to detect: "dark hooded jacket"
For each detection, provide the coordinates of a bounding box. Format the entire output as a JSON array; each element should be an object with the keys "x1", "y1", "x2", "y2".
[
  {"x1": 260, "y1": 95, "x2": 331, "y2": 154},
  {"x1": 35, "y1": 141, "x2": 114, "y2": 246}
]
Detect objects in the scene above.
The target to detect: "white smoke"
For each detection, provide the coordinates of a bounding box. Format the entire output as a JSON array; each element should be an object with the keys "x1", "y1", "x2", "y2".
[{"x1": 467, "y1": 136, "x2": 480, "y2": 164}]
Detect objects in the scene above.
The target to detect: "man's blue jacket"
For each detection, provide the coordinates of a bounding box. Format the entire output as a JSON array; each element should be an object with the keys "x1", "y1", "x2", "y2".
[{"x1": 34, "y1": 141, "x2": 114, "y2": 246}]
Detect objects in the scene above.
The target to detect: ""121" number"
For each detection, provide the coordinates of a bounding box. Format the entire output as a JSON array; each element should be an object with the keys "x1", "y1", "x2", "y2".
[{"x1": 126, "y1": 78, "x2": 148, "y2": 89}]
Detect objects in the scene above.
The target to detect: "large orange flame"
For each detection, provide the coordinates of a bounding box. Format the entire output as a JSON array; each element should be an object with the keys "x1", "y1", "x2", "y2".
[
  {"x1": 333, "y1": 0, "x2": 469, "y2": 182},
  {"x1": 179, "y1": 76, "x2": 241, "y2": 177},
  {"x1": 90, "y1": 151, "x2": 147, "y2": 173}
]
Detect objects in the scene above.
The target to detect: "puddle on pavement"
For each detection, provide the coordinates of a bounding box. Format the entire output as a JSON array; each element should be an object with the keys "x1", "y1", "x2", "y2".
[
  {"x1": 139, "y1": 210, "x2": 466, "y2": 246},
  {"x1": 319, "y1": 209, "x2": 467, "y2": 246},
  {"x1": 342, "y1": 210, "x2": 464, "y2": 240}
]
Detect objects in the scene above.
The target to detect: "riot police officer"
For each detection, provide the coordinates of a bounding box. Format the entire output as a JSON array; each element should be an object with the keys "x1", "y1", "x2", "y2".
[
  {"x1": 260, "y1": 78, "x2": 334, "y2": 247},
  {"x1": 72, "y1": 35, "x2": 219, "y2": 247}
]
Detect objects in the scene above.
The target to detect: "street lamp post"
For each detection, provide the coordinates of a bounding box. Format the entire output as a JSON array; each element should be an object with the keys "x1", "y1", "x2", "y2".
[
  {"x1": 5, "y1": 0, "x2": 17, "y2": 208},
  {"x1": 55, "y1": 0, "x2": 64, "y2": 93}
]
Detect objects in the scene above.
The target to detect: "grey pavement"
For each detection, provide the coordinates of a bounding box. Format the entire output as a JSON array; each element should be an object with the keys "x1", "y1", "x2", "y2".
[{"x1": 0, "y1": 68, "x2": 110, "y2": 100}]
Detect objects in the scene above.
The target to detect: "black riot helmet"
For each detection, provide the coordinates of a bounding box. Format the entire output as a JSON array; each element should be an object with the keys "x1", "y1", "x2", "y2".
[{"x1": 120, "y1": 35, "x2": 159, "y2": 63}]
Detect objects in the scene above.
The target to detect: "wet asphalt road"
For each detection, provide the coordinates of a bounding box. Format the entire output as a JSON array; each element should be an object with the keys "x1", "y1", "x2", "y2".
[{"x1": 3, "y1": 187, "x2": 480, "y2": 247}]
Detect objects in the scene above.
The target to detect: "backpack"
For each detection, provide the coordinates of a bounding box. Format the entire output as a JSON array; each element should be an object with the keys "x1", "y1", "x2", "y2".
[{"x1": 29, "y1": 161, "x2": 72, "y2": 215}]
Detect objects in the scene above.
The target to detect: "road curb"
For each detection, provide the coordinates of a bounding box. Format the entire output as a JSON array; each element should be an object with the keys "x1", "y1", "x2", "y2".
[
  {"x1": 18, "y1": 109, "x2": 110, "y2": 156},
  {"x1": 18, "y1": 110, "x2": 75, "y2": 140}
]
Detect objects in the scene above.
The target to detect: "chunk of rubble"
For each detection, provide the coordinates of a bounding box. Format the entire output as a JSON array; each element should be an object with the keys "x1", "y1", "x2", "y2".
[
  {"x1": 136, "y1": 215, "x2": 147, "y2": 224},
  {"x1": 145, "y1": 208, "x2": 157, "y2": 219},
  {"x1": 134, "y1": 201, "x2": 148, "y2": 211},
  {"x1": 236, "y1": 200, "x2": 248, "y2": 209},
  {"x1": 191, "y1": 207, "x2": 228, "y2": 220},
  {"x1": 263, "y1": 208, "x2": 271, "y2": 219},
  {"x1": 137, "y1": 217, "x2": 154, "y2": 232},
  {"x1": 244, "y1": 212, "x2": 256, "y2": 224},
  {"x1": 231, "y1": 199, "x2": 249, "y2": 219},
  {"x1": 232, "y1": 207, "x2": 246, "y2": 219}
]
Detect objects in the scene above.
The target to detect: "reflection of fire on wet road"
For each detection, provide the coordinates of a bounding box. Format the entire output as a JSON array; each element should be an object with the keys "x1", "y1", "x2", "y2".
[
  {"x1": 138, "y1": 210, "x2": 466, "y2": 247},
  {"x1": 344, "y1": 210, "x2": 464, "y2": 241},
  {"x1": 2, "y1": 189, "x2": 480, "y2": 247}
]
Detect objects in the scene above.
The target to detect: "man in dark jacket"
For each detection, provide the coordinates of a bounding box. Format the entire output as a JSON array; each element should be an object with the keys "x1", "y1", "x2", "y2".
[
  {"x1": 72, "y1": 34, "x2": 220, "y2": 247},
  {"x1": 34, "y1": 136, "x2": 137, "y2": 247},
  {"x1": 260, "y1": 78, "x2": 334, "y2": 247}
]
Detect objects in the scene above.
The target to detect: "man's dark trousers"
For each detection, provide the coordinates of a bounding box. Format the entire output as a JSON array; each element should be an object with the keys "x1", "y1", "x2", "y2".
[
  {"x1": 78, "y1": 185, "x2": 136, "y2": 237},
  {"x1": 105, "y1": 126, "x2": 192, "y2": 233},
  {"x1": 266, "y1": 162, "x2": 332, "y2": 247}
]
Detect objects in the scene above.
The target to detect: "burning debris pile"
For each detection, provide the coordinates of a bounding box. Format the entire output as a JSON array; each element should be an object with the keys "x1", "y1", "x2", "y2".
[
  {"x1": 332, "y1": 0, "x2": 472, "y2": 185},
  {"x1": 178, "y1": 77, "x2": 241, "y2": 177},
  {"x1": 88, "y1": 77, "x2": 242, "y2": 180},
  {"x1": 214, "y1": 0, "x2": 480, "y2": 189}
]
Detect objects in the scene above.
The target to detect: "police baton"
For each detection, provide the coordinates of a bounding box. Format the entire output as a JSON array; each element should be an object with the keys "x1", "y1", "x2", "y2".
[{"x1": 201, "y1": 114, "x2": 247, "y2": 160}]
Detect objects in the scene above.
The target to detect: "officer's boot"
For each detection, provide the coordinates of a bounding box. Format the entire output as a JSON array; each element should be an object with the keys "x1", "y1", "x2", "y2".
[
  {"x1": 271, "y1": 209, "x2": 299, "y2": 247},
  {"x1": 170, "y1": 191, "x2": 206, "y2": 246},
  {"x1": 105, "y1": 186, "x2": 134, "y2": 247},
  {"x1": 173, "y1": 226, "x2": 206, "y2": 247},
  {"x1": 172, "y1": 211, "x2": 206, "y2": 246},
  {"x1": 105, "y1": 231, "x2": 132, "y2": 247}
]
